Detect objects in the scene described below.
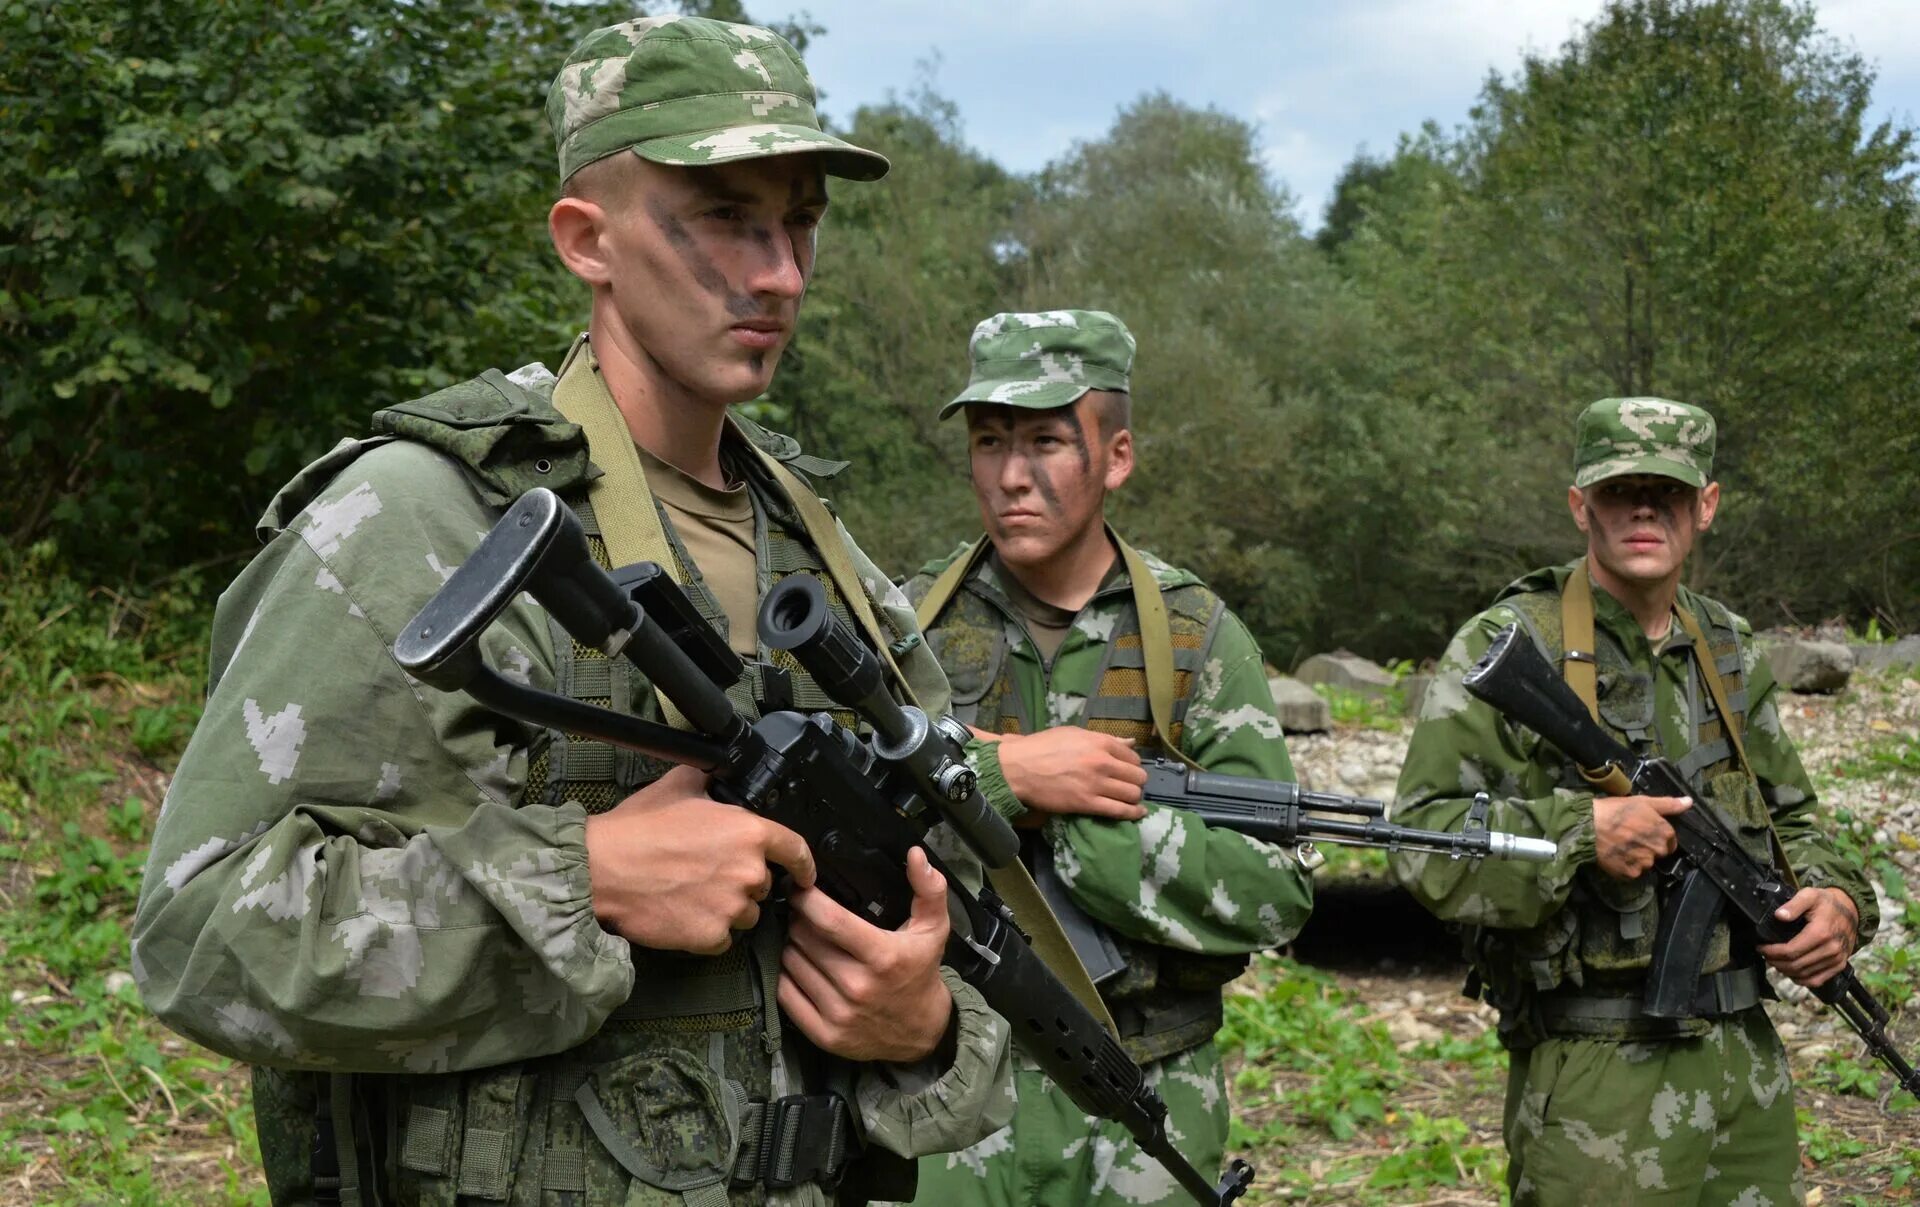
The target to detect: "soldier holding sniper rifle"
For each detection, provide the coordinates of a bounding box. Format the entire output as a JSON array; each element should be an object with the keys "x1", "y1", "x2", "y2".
[{"x1": 396, "y1": 486, "x2": 1560, "y2": 1206}]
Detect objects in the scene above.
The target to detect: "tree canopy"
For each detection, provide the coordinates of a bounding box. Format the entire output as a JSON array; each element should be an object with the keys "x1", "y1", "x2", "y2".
[{"x1": 3, "y1": 0, "x2": 1914, "y2": 655}]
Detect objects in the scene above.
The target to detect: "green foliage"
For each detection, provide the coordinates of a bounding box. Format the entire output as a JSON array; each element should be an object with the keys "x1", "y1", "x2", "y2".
[
  {"x1": 1311, "y1": 683, "x2": 1405, "y2": 730},
  {"x1": 0, "y1": 0, "x2": 626, "y2": 578},
  {"x1": 0, "y1": 550, "x2": 263, "y2": 1203},
  {"x1": 1338, "y1": 0, "x2": 1920, "y2": 634},
  {"x1": 1221, "y1": 957, "x2": 1506, "y2": 1201}
]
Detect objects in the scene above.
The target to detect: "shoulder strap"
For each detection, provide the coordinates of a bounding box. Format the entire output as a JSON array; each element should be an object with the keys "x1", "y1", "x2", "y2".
[
  {"x1": 1673, "y1": 603, "x2": 1750, "y2": 773},
  {"x1": 1560, "y1": 557, "x2": 1602, "y2": 721},
  {"x1": 914, "y1": 536, "x2": 992, "y2": 634},
  {"x1": 549, "y1": 338, "x2": 693, "y2": 731},
  {"x1": 1115, "y1": 532, "x2": 1202, "y2": 771},
  {"x1": 1674, "y1": 601, "x2": 1800, "y2": 889},
  {"x1": 550, "y1": 337, "x2": 680, "y2": 582}
]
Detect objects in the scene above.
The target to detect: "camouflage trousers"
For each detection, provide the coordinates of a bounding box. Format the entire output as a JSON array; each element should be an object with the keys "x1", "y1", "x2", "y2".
[
  {"x1": 899, "y1": 1041, "x2": 1228, "y2": 1207},
  {"x1": 1504, "y1": 1007, "x2": 1804, "y2": 1206}
]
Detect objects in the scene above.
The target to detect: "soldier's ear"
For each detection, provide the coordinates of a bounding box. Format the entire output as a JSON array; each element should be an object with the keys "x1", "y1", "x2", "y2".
[
  {"x1": 1567, "y1": 486, "x2": 1590, "y2": 533},
  {"x1": 550, "y1": 195, "x2": 615, "y2": 286},
  {"x1": 1696, "y1": 481, "x2": 1720, "y2": 531},
  {"x1": 1103, "y1": 427, "x2": 1134, "y2": 492}
]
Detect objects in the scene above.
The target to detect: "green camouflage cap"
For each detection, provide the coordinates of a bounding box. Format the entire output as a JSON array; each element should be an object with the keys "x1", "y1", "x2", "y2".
[
  {"x1": 940, "y1": 310, "x2": 1136, "y2": 420},
  {"x1": 546, "y1": 16, "x2": 889, "y2": 184},
  {"x1": 1573, "y1": 397, "x2": 1717, "y2": 488}
]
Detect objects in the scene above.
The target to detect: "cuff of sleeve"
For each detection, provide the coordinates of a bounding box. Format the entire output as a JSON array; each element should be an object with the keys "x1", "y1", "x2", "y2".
[
  {"x1": 854, "y1": 968, "x2": 1016, "y2": 1159},
  {"x1": 967, "y1": 738, "x2": 1027, "y2": 823},
  {"x1": 1555, "y1": 789, "x2": 1599, "y2": 867}
]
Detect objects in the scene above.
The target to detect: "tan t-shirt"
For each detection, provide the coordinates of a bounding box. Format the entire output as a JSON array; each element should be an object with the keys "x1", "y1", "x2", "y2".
[{"x1": 637, "y1": 443, "x2": 760, "y2": 658}]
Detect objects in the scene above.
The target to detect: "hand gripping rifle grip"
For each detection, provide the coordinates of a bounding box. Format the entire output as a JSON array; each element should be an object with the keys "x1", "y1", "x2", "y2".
[{"x1": 396, "y1": 487, "x2": 637, "y2": 691}]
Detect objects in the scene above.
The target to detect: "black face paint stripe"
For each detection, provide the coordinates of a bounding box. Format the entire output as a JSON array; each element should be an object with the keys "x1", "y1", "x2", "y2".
[
  {"x1": 1059, "y1": 407, "x2": 1092, "y2": 473},
  {"x1": 647, "y1": 198, "x2": 767, "y2": 320}
]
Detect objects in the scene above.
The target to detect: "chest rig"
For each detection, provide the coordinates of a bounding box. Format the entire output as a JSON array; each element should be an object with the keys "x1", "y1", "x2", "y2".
[
  {"x1": 915, "y1": 541, "x2": 1241, "y2": 1065},
  {"x1": 282, "y1": 360, "x2": 910, "y2": 1207},
  {"x1": 1478, "y1": 570, "x2": 1771, "y2": 1042}
]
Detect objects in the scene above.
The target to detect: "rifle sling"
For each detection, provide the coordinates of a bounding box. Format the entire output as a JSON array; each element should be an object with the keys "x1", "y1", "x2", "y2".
[{"x1": 1674, "y1": 602, "x2": 1799, "y2": 892}]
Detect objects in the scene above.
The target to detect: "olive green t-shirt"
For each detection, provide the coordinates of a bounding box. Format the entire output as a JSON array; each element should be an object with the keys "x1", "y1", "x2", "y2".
[
  {"x1": 989, "y1": 547, "x2": 1122, "y2": 665},
  {"x1": 637, "y1": 443, "x2": 758, "y2": 658}
]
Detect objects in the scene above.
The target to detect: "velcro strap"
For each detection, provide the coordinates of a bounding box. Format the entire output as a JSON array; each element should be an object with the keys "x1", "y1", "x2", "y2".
[
  {"x1": 731, "y1": 1093, "x2": 853, "y2": 1190},
  {"x1": 457, "y1": 1127, "x2": 513, "y2": 1199},
  {"x1": 399, "y1": 1104, "x2": 453, "y2": 1174}
]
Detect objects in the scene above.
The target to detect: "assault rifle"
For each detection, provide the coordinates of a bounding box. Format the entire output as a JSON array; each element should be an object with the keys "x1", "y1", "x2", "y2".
[
  {"x1": 1139, "y1": 758, "x2": 1561, "y2": 863},
  {"x1": 1032, "y1": 758, "x2": 1560, "y2": 985},
  {"x1": 1463, "y1": 623, "x2": 1920, "y2": 1101},
  {"x1": 394, "y1": 487, "x2": 1254, "y2": 1206}
]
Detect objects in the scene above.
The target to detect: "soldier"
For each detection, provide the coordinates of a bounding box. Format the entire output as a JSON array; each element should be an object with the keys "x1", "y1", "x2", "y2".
[
  {"x1": 902, "y1": 310, "x2": 1314, "y2": 1206},
  {"x1": 1390, "y1": 398, "x2": 1876, "y2": 1205},
  {"x1": 132, "y1": 18, "x2": 1014, "y2": 1205}
]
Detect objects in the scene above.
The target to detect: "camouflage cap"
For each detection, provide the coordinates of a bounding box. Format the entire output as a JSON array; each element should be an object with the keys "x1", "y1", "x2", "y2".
[
  {"x1": 546, "y1": 16, "x2": 889, "y2": 185},
  {"x1": 1573, "y1": 397, "x2": 1717, "y2": 488},
  {"x1": 940, "y1": 310, "x2": 1136, "y2": 420}
]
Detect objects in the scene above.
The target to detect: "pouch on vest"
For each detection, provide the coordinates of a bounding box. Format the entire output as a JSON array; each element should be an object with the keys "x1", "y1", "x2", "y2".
[
  {"x1": 575, "y1": 1048, "x2": 743, "y2": 1207},
  {"x1": 920, "y1": 620, "x2": 1006, "y2": 727},
  {"x1": 394, "y1": 1066, "x2": 532, "y2": 1204}
]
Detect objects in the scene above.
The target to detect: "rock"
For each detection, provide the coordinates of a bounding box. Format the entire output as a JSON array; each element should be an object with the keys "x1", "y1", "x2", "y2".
[
  {"x1": 1295, "y1": 650, "x2": 1396, "y2": 699},
  {"x1": 1852, "y1": 635, "x2": 1920, "y2": 671},
  {"x1": 1266, "y1": 675, "x2": 1333, "y2": 734},
  {"x1": 104, "y1": 971, "x2": 136, "y2": 997},
  {"x1": 1402, "y1": 672, "x2": 1433, "y2": 717},
  {"x1": 1387, "y1": 1012, "x2": 1444, "y2": 1049},
  {"x1": 1764, "y1": 639, "x2": 1854, "y2": 694}
]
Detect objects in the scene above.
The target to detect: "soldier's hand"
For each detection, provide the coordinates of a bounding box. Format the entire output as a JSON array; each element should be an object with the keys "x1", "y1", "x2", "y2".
[
  {"x1": 1759, "y1": 887, "x2": 1859, "y2": 988},
  {"x1": 778, "y1": 846, "x2": 954, "y2": 1064},
  {"x1": 981, "y1": 727, "x2": 1148, "y2": 825},
  {"x1": 583, "y1": 765, "x2": 816, "y2": 956},
  {"x1": 1591, "y1": 794, "x2": 1691, "y2": 880}
]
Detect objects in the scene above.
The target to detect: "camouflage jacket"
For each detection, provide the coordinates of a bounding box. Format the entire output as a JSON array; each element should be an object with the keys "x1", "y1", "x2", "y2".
[
  {"x1": 131, "y1": 365, "x2": 1014, "y2": 1203},
  {"x1": 907, "y1": 543, "x2": 1314, "y2": 969},
  {"x1": 1389, "y1": 561, "x2": 1878, "y2": 1045}
]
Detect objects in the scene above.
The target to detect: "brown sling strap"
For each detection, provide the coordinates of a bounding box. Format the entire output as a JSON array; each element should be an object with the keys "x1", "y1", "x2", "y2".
[{"x1": 1560, "y1": 557, "x2": 1603, "y2": 720}]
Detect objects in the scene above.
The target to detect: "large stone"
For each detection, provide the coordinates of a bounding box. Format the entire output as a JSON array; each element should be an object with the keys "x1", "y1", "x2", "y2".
[
  {"x1": 1295, "y1": 650, "x2": 1396, "y2": 699},
  {"x1": 1852, "y1": 636, "x2": 1920, "y2": 672},
  {"x1": 1764, "y1": 638, "x2": 1854, "y2": 694},
  {"x1": 1267, "y1": 675, "x2": 1333, "y2": 734},
  {"x1": 1402, "y1": 672, "x2": 1433, "y2": 717}
]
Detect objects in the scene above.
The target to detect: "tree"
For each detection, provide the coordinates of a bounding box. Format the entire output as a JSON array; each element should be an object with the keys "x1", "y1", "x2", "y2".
[
  {"x1": 0, "y1": 0, "x2": 625, "y2": 576},
  {"x1": 1342, "y1": 0, "x2": 1920, "y2": 628}
]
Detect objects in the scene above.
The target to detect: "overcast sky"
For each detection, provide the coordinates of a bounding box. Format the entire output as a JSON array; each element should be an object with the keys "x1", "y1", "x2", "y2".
[{"x1": 789, "y1": 0, "x2": 1920, "y2": 229}]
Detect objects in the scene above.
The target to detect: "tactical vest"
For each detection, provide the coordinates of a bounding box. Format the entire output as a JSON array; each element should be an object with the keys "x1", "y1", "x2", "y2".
[
  {"x1": 1470, "y1": 578, "x2": 1772, "y2": 1044},
  {"x1": 257, "y1": 377, "x2": 911, "y2": 1207},
  {"x1": 918, "y1": 557, "x2": 1246, "y2": 1065}
]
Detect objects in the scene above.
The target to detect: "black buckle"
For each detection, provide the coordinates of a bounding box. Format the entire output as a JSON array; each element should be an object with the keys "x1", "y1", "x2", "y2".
[{"x1": 740, "y1": 1093, "x2": 850, "y2": 1190}]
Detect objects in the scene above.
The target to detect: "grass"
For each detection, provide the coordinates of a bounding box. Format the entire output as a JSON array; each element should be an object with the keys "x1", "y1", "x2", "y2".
[
  {"x1": 1, "y1": 548, "x2": 1914, "y2": 1204},
  {"x1": 0, "y1": 544, "x2": 263, "y2": 1206}
]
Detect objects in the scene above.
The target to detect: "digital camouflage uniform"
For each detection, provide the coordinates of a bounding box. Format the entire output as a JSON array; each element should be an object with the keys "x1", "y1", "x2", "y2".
[
  {"x1": 1389, "y1": 399, "x2": 1878, "y2": 1207},
  {"x1": 900, "y1": 312, "x2": 1315, "y2": 1207},
  {"x1": 133, "y1": 20, "x2": 1013, "y2": 1207}
]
